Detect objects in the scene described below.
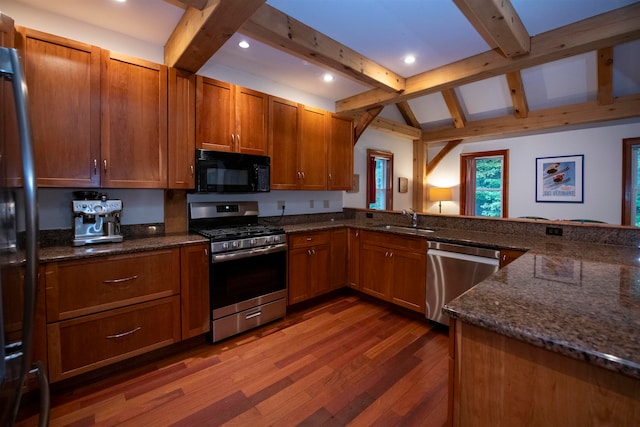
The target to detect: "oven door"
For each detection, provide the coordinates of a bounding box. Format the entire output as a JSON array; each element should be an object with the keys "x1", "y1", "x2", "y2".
[{"x1": 210, "y1": 244, "x2": 287, "y2": 319}]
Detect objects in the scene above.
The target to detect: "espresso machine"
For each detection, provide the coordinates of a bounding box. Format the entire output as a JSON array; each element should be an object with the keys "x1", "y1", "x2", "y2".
[{"x1": 72, "y1": 192, "x2": 123, "y2": 246}]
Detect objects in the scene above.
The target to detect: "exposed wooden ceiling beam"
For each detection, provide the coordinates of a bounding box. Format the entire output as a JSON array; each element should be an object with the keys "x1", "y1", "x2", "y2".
[
  {"x1": 164, "y1": 0, "x2": 265, "y2": 72},
  {"x1": 240, "y1": 4, "x2": 405, "y2": 93},
  {"x1": 453, "y1": 0, "x2": 530, "y2": 58},
  {"x1": 336, "y1": 3, "x2": 640, "y2": 114},
  {"x1": 597, "y1": 47, "x2": 614, "y2": 105},
  {"x1": 505, "y1": 71, "x2": 528, "y2": 118},
  {"x1": 421, "y1": 93, "x2": 640, "y2": 144},
  {"x1": 369, "y1": 117, "x2": 422, "y2": 140},
  {"x1": 396, "y1": 101, "x2": 421, "y2": 128},
  {"x1": 441, "y1": 88, "x2": 467, "y2": 128},
  {"x1": 354, "y1": 106, "x2": 383, "y2": 144},
  {"x1": 426, "y1": 140, "x2": 463, "y2": 176},
  {"x1": 172, "y1": 0, "x2": 207, "y2": 10}
]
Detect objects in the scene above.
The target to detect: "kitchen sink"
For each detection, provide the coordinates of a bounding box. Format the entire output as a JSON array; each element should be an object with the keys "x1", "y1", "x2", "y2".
[{"x1": 374, "y1": 224, "x2": 435, "y2": 234}]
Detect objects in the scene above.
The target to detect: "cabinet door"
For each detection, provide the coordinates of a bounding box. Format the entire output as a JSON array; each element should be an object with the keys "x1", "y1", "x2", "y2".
[
  {"x1": 299, "y1": 106, "x2": 327, "y2": 190},
  {"x1": 100, "y1": 51, "x2": 167, "y2": 188},
  {"x1": 288, "y1": 246, "x2": 312, "y2": 304},
  {"x1": 310, "y1": 244, "x2": 330, "y2": 297},
  {"x1": 19, "y1": 28, "x2": 101, "y2": 187},
  {"x1": 168, "y1": 68, "x2": 195, "y2": 189},
  {"x1": 235, "y1": 86, "x2": 268, "y2": 155},
  {"x1": 347, "y1": 229, "x2": 360, "y2": 289},
  {"x1": 328, "y1": 114, "x2": 354, "y2": 190},
  {"x1": 360, "y1": 243, "x2": 393, "y2": 300},
  {"x1": 268, "y1": 96, "x2": 300, "y2": 190},
  {"x1": 196, "y1": 76, "x2": 234, "y2": 152},
  {"x1": 499, "y1": 249, "x2": 525, "y2": 268},
  {"x1": 329, "y1": 228, "x2": 348, "y2": 290},
  {"x1": 390, "y1": 249, "x2": 426, "y2": 313},
  {"x1": 180, "y1": 244, "x2": 210, "y2": 339}
]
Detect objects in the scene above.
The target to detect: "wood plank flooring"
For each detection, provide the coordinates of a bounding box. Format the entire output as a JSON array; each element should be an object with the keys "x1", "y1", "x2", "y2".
[{"x1": 18, "y1": 294, "x2": 449, "y2": 426}]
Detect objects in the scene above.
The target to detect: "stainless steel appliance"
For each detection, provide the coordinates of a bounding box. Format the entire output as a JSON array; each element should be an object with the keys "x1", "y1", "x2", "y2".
[
  {"x1": 72, "y1": 193, "x2": 123, "y2": 246},
  {"x1": 426, "y1": 241, "x2": 499, "y2": 325},
  {"x1": 195, "y1": 149, "x2": 270, "y2": 193},
  {"x1": 189, "y1": 201, "x2": 287, "y2": 342},
  {"x1": 0, "y1": 47, "x2": 49, "y2": 426}
]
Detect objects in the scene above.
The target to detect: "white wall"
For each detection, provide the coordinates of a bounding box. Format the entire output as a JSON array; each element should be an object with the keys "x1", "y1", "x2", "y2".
[{"x1": 427, "y1": 120, "x2": 640, "y2": 224}]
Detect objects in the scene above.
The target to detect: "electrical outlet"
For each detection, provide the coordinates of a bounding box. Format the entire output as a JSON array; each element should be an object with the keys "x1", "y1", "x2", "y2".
[
  {"x1": 546, "y1": 226, "x2": 563, "y2": 236},
  {"x1": 277, "y1": 200, "x2": 285, "y2": 210},
  {"x1": 310, "y1": 200, "x2": 314, "y2": 208},
  {"x1": 323, "y1": 200, "x2": 329, "y2": 208},
  {"x1": 366, "y1": 212, "x2": 373, "y2": 219}
]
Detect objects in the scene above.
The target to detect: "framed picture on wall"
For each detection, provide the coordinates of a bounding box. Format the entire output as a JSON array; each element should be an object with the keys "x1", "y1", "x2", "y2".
[{"x1": 535, "y1": 154, "x2": 584, "y2": 203}]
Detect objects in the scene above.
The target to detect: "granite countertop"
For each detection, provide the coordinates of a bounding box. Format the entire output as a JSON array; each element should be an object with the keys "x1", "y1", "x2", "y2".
[
  {"x1": 38, "y1": 220, "x2": 640, "y2": 380},
  {"x1": 286, "y1": 219, "x2": 640, "y2": 380}
]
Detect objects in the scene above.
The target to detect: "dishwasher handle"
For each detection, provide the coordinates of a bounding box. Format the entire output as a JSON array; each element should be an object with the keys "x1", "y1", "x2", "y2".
[{"x1": 427, "y1": 248, "x2": 499, "y2": 266}]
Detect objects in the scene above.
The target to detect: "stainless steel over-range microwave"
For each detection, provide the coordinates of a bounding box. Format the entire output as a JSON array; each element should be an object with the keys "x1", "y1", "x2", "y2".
[{"x1": 194, "y1": 149, "x2": 270, "y2": 193}]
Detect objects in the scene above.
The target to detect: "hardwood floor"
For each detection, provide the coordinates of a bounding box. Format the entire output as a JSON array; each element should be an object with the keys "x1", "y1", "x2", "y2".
[{"x1": 19, "y1": 294, "x2": 449, "y2": 426}]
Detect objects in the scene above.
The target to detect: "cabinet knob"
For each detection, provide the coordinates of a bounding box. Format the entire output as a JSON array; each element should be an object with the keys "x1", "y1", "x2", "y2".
[
  {"x1": 190, "y1": 165, "x2": 194, "y2": 176},
  {"x1": 93, "y1": 159, "x2": 97, "y2": 175},
  {"x1": 328, "y1": 173, "x2": 332, "y2": 181}
]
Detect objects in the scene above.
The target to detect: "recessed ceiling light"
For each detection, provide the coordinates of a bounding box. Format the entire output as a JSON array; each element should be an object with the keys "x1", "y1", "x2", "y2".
[
  {"x1": 238, "y1": 40, "x2": 250, "y2": 49},
  {"x1": 404, "y1": 55, "x2": 416, "y2": 64},
  {"x1": 114, "y1": 0, "x2": 126, "y2": 3},
  {"x1": 323, "y1": 74, "x2": 334, "y2": 82}
]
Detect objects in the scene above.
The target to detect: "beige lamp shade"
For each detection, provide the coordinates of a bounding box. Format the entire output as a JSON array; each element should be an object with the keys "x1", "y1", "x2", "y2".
[{"x1": 429, "y1": 187, "x2": 452, "y2": 201}]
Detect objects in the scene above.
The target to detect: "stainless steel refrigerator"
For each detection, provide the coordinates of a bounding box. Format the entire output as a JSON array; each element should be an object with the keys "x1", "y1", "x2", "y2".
[{"x1": 0, "y1": 28, "x2": 49, "y2": 427}]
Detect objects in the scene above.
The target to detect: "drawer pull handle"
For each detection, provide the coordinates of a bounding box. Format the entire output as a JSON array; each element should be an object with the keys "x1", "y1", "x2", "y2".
[
  {"x1": 106, "y1": 326, "x2": 141, "y2": 339},
  {"x1": 103, "y1": 275, "x2": 139, "y2": 284},
  {"x1": 245, "y1": 311, "x2": 261, "y2": 320}
]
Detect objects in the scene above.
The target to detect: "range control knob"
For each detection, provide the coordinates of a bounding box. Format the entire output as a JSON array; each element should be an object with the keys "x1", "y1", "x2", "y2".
[
  {"x1": 265, "y1": 236, "x2": 274, "y2": 244},
  {"x1": 250, "y1": 238, "x2": 257, "y2": 246},
  {"x1": 231, "y1": 241, "x2": 239, "y2": 248},
  {"x1": 222, "y1": 242, "x2": 229, "y2": 250}
]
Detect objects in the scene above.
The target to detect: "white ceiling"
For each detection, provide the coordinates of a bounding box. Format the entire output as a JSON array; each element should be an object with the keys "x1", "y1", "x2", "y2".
[{"x1": 9, "y1": 0, "x2": 640, "y2": 127}]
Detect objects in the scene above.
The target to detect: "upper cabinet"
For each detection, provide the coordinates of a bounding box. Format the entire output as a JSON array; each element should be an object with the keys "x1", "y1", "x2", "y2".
[
  {"x1": 195, "y1": 76, "x2": 268, "y2": 156},
  {"x1": 328, "y1": 113, "x2": 354, "y2": 191},
  {"x1": 168, "y1": 68, "x2": 195, "y2": 189},
  {"x1": 18, "y1": 28, "x2": 168, "y2": 188},
  {"x1": 268, "y1": 96, "x2": 300, "y2": 190},
  {"x1": 18, "y1": 28, "x2": 101, "y2": 188},
  {"x1": 299, "y1": 106, "x2": 328, "y2": 190},
  {"x1": 100, "y1": 51, "x2": 168, "y2": 188}
]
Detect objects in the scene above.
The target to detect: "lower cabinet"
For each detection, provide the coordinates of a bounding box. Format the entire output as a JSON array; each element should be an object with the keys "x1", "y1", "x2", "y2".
[
  {"x1": 43, "y1": 245, "x2": 209, "y2": 382},
  {"x1": 288, "y1": 230, "x2": 330, "y2": 304},
  {"x1": 329, "y1": 228, "x2": 348, "y2": 290},
  {"x1": 347, "y1": 228, "x2": 360, "y2": 289},
  {"x1": 360, "y1": 231, "x2": 427, "y2": 313}
]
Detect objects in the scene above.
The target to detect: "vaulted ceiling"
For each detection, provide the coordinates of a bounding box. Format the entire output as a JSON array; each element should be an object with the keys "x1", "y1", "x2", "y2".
[{"x1": 10, "y1": 0, "x2": 640, "y2": 144}]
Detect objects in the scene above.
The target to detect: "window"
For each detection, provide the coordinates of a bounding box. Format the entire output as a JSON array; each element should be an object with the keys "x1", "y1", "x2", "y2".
[
  {"x1": 460, "y1": 150, "x2": 509, "y2": 218},
  {"x1": 622, "y1": 137, "x2": 640, "y2": 226},
  {"x1": 367, "y1": 149, "x2": 393, "y2": 210}
]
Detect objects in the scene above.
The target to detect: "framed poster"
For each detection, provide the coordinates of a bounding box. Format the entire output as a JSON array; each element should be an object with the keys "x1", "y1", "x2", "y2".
[{"x1": 536, "y1": 154, "x2": 584, "y2": 203}]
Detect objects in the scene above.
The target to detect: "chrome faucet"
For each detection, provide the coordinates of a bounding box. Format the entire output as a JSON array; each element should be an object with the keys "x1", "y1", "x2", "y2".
[{"x1": 402, "y1": 208, "x2": 418, "y2": 228}]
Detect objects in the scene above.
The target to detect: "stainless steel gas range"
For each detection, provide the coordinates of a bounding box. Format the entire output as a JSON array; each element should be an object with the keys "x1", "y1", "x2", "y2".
[{"x1": 189, "y1": 201, "x2": 287, "y2": 343}]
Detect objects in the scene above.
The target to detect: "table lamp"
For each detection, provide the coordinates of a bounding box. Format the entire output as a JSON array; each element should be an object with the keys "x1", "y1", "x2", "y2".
[{"x1": 429, "y1": 187, "x2": 452, "y2": 213}]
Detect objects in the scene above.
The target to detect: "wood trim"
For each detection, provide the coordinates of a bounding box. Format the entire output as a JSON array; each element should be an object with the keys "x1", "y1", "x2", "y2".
[
  {"x1": 396, "y1": 101, "x2": 421, "y2": 128},
  {"x1": 421, "y1": 94, "x2": 640, "y2": 144},
  {"x1": 336, "y1": 3, "x2": 640, "y2": 113},
  {"x1": 369, "y1": 116, "x2": 422, "y2": 140},
  {"x1": 164, "y1": 0, "x2": 265, "y2": 72},
  {"x1": 241, "y1": 4, "x2": 405, "y2": 93},
  {"x1": 441, "y1": 88, "x2": 467, "y2": 128},
  {"x1": 453, "y1": 0, "x2": 530, "y2": 58},
  {"x1": 622, "y1": 137, "x2": 640, "y2": 226},
  {"x1": 597, "y1": 47, "x2": 614, "y2": 105},
  {"x1": 413, "y1": 140, "x2": 426, "y2": 212},
  {"x1": 367, "y1": 149, "x2": 394, "y2": 210},
  {"x1": 505, "y1": 71, "x2": 529, "y2": 118}
]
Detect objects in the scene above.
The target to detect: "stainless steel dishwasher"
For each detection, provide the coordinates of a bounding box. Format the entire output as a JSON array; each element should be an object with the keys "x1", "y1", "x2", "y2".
[{"x1": 426, "y1": 241, "x2": 500, "y2": 325}]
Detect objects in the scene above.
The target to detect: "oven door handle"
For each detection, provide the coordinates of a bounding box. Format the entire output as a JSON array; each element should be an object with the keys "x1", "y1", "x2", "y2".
[{"x1": 211, "y1": 243, "x2": 288, "y2": 263}]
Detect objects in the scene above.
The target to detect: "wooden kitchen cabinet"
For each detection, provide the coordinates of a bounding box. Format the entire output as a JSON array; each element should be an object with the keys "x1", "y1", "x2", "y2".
[
  {"x1": 168, "y1": 68, "x2": 196, "y2": 189},
  {"x1": 101, "y1": 50, "x2": 168, "y2": 188},
  {"x1": 499, "y1": 248, "x2": 526, "y2": 268},
  {"x1": 44, "y1": 248, "x2": 181, "y2": 382},
  {"x1": 347, "y1": 228, "x2": 361, "y2": 289},
  {"x1": 180, "y1": 243, "x2": 210, "y2": 339},
  {"x1": 196, "y1": 76, "x2": 268, "y2": 155},
  {"x1": 17, "y1": 27, "x2": 101, "y2": 188},
  {"x1": 299, "y1": 106, "x2": 328, "y2": 190},
  {"x1": 329, "y1": 228, "x2": 348, "y2": 290},
  {"x1": 288, "y1": 231, "x2": 330, "y2": 304},
  {"x1": 327, "y1": 114, "x2": 354, "y2": 190},
  {"x1": 360, "y1": 231, "x2": 427, "y2": 313},
  {"x1": 269, "y1": 96, "x2": 300, "y2": 190}
]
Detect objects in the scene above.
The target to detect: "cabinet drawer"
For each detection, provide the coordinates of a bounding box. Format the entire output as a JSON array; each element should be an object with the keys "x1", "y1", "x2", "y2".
[
  {"x1": 45, "y1": 249, "x2": 180, "y2": 321},
  {"x1": 289, "y1": 231, "x2": 330, "y2": 248},
  {"x1": 361, "y1": 230, "x2": 427, "y2": 252},
  {"x1": 47, "y1": 296, "x2": 181, "y2": 382}
]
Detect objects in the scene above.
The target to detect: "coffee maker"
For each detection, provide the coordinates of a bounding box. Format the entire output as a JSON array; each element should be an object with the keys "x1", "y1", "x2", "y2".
[{"x1": 72, "y1": 191, "x2": 123, "y2": 246}]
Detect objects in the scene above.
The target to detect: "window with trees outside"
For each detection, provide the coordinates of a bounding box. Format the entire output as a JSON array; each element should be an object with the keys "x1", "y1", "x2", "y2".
[
  {"x1": 622, "y1": 137, "x2": 640, "y2": 226},
  {"x1": 460, "y1": 150, "x2": 509, "y2": 218},
  {"x1": 367, "y1": 149, "x2": 393, "y2": 210}
]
